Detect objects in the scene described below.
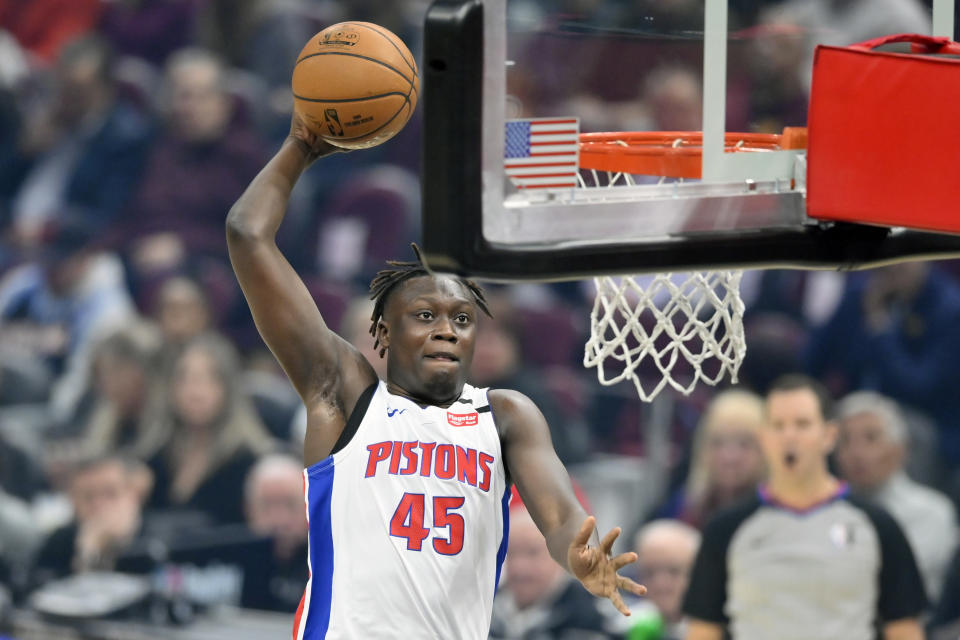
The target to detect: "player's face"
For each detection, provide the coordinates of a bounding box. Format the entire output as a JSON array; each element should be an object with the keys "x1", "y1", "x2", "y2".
[
  {"x1": 763, "y1": 388, "x2": 837, "y2": 480},
  {"x1": 835, "y1": 412, "x2": 902, "y2": 492},
  {"x1": 380, "y1": 276, "x2": 477, "y2": 404}
]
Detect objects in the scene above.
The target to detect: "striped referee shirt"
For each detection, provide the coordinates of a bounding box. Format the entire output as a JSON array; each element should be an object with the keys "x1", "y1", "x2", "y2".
[{"x1": 683, "y1": 484, "x2": 926, "y2": 640}]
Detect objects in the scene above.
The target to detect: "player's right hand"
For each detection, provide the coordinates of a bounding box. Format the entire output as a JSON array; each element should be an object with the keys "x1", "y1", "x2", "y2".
[
  {"x1": 568, "y1": 515, "x2": 647, "y2": 616},
  {"x1": 288, "y1": 110, "x2": 344, "y2": 165}
]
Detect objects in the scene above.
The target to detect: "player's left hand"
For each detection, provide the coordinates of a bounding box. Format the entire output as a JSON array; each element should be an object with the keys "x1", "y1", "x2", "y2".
[
  {"x1": 568, "y1": 515, "x2": 647, "y2": 616},
  {"x1": 288, "y1": 110, "x2": 345, "y2": 166}
]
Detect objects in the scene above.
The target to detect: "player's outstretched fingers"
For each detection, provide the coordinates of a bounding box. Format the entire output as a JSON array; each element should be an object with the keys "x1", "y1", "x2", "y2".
[
  {"x1": 573, "y1": 515, "x2": 596, "y2": 547},
  {"x1": 609, "y1": 590, "x2": 631, "y2": 616},
  {"x1": 612, "y1": 551, "x2": 638, "y2": 571},
  {"x1": 617, "y1": 575, "x2": 647, "y2": 597},
  {"x1": 599, "y1": 526, "x2": 621, "y2": 555}
]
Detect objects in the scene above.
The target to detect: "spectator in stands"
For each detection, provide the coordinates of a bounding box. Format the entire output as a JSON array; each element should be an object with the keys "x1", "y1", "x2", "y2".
[
  {"x1": 741, "y1": 17, "x2": 808, "y2": 133},
  {"x1": 759, "y1": 0, "x2": 930, "y2": 94},
  {"x1": 683, "y1": 374, "x2": 926, "y2": 640},
  {"x1": 643, "y1": 66, "x2": 702, "y2": 132},
  {"x1": 241, "y1": 453, "x2": 308, "y2": 612},
  {"x1": 31, "y1": 455, "x2": 152, "y2": 585},
  {"x1": 145, "y1": 332, "x2": 276, "y2": 525},
  {"x1": 195, "y1": 0, "x2": 315, "y2": 138},
  {"x1": 154, "y1": 275, "x2": 211, "y2": 346},
  {"x1": 489, "y1": 504, "x2": 625, "y2": 639},
  {"x1": 150, "y1": 275, "x2": 213, "y2": 375},
  {"x1": 631, "y1": 519, "x2": 700, "y2": 640},
  {"x1": 805, "y1": 263, "x2": 960, "y2": 484},
  {"x1": 0, "y1": 35, "x2": 152, "y2": 242},
  {"x1": 122, "y1": 47, "x2": 267, "y2": 273},
  {"x1": 652, "y1": 390, "x2": 766, "y2": 529},
  {"x1": 72, "y1": 321, "x2": 164, "y2": 456},
  {"x1": 0, "y1": 222, "x2": 136, "y2": 421},
  {"x1": 835, "y1": 391, "x2": 958, "y2": 601}
]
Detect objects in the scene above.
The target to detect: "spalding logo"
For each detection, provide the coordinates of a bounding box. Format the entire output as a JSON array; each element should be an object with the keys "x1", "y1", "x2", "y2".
[{"x1": 319, "y1": 28, "x2": 359, "y2": 47}]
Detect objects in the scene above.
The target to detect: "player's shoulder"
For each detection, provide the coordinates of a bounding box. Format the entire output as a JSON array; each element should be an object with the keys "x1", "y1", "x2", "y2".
[
  {"x1": 487, "y1": 388, "x2": 543, "y2": 421},
  {"x1": 487, "y1": 387, "x2": 535, "y2": 409},
  {"x1": 486, "y1": 388, "x2": 544, "y2": 440}
]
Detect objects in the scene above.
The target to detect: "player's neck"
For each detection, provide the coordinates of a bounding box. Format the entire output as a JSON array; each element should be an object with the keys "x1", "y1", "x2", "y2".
[
  {"x1": 385, "y1": 380, "x2": 463, "y2": 408},
  {"x1": 766, "y1": 469, "x2": 840, "y2": 511}
]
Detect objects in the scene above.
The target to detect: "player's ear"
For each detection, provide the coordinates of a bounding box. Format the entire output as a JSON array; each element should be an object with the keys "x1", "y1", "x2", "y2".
[{"x1": 377, "y1": 320, "x2": 390, "y2": 350}]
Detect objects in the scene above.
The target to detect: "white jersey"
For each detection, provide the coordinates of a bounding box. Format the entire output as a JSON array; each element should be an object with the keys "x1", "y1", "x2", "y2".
[{"x1": 294, "y1": 381, "x2": 511, "y2": 639}]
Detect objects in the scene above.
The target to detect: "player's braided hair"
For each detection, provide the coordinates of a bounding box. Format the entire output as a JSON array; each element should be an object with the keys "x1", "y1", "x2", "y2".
[{"x1": 369, "y1": 244, "x2": 491, "y2": 357}]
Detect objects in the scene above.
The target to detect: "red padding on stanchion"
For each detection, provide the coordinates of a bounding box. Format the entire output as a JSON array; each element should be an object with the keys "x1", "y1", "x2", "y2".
[{"x1": 807, "y1": 33, "x2": 960, "y2": 234}]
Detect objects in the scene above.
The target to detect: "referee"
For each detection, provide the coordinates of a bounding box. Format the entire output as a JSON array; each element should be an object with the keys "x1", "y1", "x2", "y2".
[{"x1": 682, "y1": 374, "x2": 926, "y2": 640}]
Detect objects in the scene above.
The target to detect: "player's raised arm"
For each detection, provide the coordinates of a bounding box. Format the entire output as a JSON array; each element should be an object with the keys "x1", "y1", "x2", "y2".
[
  {"x1": 493, "y1": 389, "x2": 646, "y2": 615},
  {"x1": 226, "y1": 114, "x2": 377, "y2": 439}
]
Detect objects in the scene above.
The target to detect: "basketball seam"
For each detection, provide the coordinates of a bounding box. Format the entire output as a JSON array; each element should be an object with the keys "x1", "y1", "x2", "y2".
[
  {"x1": 351, "y1": 22, "x2": 419, "y2": 79},
  {"x1": 295, "y1": 51, "x2": 414, "y2": 86},
  {"x1": 293, "y1": 91, "x2": 410, "y2": 103}
]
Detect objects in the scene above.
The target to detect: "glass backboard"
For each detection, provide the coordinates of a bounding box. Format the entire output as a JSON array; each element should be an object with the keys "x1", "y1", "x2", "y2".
[{"x1": 420, "y1": 0, "x2": 960, "y2": 281}]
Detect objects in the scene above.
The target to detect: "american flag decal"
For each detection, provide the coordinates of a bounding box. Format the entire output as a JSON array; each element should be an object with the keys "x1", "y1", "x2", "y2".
[{"x1": 504, "y1": 118, "x2": 580, "y2": 189}]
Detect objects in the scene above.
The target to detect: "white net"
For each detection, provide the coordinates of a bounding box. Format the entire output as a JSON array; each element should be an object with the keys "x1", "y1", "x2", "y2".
[
  {"x1": 583, "y1": 273, "x2": 746, "y2": 401},
  {"x1": 577, "y1": 166, "x2": 747, "y2": 402}
]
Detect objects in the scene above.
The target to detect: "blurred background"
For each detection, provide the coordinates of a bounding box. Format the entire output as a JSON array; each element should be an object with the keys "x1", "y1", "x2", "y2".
[{"x1": 0, "y1": 0, "x2": 957, "y2": 638}]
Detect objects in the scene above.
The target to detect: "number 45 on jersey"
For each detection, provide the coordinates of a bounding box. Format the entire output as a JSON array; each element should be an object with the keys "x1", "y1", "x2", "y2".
[{"x1": 390, "y1": 493, "x2": 464, "y2": 556}]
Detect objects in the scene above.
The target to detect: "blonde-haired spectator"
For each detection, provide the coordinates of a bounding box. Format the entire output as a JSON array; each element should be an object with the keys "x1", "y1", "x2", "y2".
[
  {"x1": 75, "y1": 322, "x2": 165, "y2": 460},
  {"x1": 144, "y1": 332, "x2": 276, "y2": 524},
  {"x1": 653, "y1": 390, "x2": 766, "y2": 529}
]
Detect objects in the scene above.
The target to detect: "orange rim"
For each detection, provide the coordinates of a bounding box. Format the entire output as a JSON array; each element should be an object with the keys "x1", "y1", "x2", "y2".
[{"x1": 578, "y1": 127, "x2": 807, "y2": 179}]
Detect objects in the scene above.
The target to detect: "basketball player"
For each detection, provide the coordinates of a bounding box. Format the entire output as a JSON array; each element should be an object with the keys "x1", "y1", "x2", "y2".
[
  {"x1": 682, "y1": 375, "x2": 926, "y2": 640},
  {"x1": 226, "y1": 114, "x2": 646, "y2": 639}
]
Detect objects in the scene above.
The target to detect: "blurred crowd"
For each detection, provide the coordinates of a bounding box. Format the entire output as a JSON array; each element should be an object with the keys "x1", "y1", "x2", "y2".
[{"x1": 0, "y1": 0, "x2": 958, "y2": 638}]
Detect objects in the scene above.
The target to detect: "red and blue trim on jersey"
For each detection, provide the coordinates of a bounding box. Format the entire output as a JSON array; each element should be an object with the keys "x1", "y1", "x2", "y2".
[
  {"x1": 493, "y1": 485, "x2": 511, "y2": 598},
  {"x1": 294, "y1": 460, "x2": 335, "y2": 640}
]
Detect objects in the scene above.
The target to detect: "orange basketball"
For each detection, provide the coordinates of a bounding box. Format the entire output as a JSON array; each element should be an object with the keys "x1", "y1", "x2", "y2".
[{"x1": 292, "y1": 22, "x2": 419, "y2": 150}]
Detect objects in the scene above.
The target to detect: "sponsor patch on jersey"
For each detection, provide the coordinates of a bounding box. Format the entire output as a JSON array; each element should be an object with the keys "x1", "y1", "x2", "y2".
[{"x1": 447, "y1": 412, "x2": 479, "y2": 427}]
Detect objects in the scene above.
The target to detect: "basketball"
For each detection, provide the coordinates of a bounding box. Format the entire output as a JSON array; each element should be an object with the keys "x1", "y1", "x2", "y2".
[{"x1": 291, "y1": 22, "x2": 419, "y2": 150}]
